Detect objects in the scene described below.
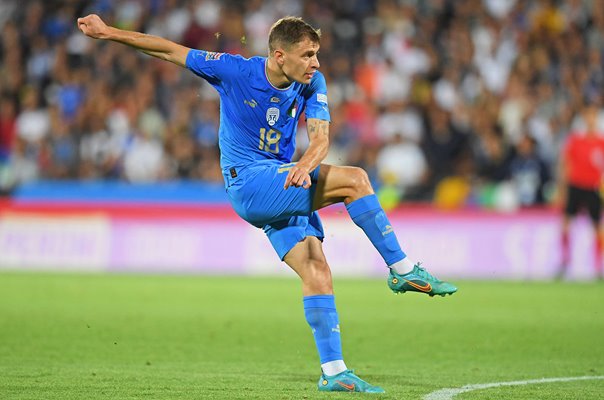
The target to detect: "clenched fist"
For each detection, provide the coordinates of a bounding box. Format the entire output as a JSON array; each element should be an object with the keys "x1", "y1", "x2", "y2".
[{"x1": 77, "y1": 14, "x2": 110, "y2": 39}]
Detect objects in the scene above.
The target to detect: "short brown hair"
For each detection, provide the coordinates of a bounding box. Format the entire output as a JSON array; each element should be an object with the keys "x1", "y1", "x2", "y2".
[{"x1": 268, "y1": 16, "x2": 321, "y2": 54}]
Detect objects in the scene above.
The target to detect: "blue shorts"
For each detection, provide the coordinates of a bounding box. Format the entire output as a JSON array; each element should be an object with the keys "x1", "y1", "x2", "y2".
[{"x1": 224, "y1": 161, "x2": 324, "y2": 260}]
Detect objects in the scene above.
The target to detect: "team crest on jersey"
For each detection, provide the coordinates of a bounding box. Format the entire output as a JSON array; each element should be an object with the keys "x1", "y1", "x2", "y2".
[
  {"x1": 266, "y1": 107, "x2": 280, "y2": 126},
  {"x1": 204, "y1": 51, "x2": 223, "y2": 61}
]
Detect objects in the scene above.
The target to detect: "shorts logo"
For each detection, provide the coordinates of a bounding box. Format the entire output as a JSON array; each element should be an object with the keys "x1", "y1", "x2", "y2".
[
  {"x1": 204, "y1": 51, "x2": 223, "y2": 61},
  {"x1": 317, "y1": 93, "x2": 328, "y2": 104},
  {"x1": 266, "y1": 107, "x2": 280, "y2": 126}
]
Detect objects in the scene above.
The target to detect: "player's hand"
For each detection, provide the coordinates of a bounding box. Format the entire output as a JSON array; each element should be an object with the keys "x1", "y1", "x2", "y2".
[
  {"x1": 77, "y1": 14, "x2": 110, "y2": 39},
  {"x1": 284, "y1": 165, "x2": 312, "y2": 190}
]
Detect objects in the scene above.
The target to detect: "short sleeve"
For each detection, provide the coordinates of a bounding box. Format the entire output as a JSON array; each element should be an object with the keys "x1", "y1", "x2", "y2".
[
  {"x1": 304, "y1": 71, "x2": 331, "y2": 122},
  {"x1": 185, "y1": 50, "x2": 241, "y2": 87}
]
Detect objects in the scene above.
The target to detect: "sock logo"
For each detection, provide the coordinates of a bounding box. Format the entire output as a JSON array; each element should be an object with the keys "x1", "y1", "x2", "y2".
[
  {"x1": 381, "y1": 225, "x2": 393, "y2": 236},
  {"x1": 331, "y1": 324, "x2": 340, "y2": 333}
]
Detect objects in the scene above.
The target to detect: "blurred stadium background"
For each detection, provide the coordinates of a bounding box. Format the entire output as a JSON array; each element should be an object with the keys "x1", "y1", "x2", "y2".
[{"x1": 0, "y1": 0, "x2": 602, "y2": 279}]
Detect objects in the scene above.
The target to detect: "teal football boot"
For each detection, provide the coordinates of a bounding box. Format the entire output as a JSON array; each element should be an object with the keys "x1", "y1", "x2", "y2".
[
  {"x1": 388, "y1": 263, "x2": 457, "y2": 297},
  {"x1": 318, "y1": 369, "x2": 385, "y2": 393}
]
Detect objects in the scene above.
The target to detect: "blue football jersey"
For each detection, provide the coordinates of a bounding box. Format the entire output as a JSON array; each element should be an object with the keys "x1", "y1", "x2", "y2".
[{"x1": 185, "y1": 50, "x2": 330, "y2": 172}]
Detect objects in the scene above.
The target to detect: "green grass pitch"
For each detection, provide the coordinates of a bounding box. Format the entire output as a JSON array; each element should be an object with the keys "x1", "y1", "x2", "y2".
[{"x1": 0, "y1": 272, "x2": 603, "y2": 399}]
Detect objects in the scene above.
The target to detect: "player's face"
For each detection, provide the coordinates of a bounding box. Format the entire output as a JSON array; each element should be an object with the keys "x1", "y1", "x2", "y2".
[{"x1": 281, "y1": 38, "x2": 320, "y2": 85}]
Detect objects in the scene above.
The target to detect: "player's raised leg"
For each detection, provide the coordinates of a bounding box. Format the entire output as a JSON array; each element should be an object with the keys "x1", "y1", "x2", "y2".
[
  {"x1": 284, "y1": 237, "x2": 384, "y2": 393},
  {"x1": 313, "y1": 164, "x2": 457, "y2": 296}
]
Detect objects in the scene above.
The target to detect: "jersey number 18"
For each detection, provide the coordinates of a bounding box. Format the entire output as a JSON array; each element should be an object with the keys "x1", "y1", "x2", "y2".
[{"x1": 259, "y1": 128, "x2": 282, "y2": 154}]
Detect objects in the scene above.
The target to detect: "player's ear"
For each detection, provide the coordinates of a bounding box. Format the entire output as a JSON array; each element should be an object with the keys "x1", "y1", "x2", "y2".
[{"x1": 274, "y1": 48, "x2": 286, "y2": 66}]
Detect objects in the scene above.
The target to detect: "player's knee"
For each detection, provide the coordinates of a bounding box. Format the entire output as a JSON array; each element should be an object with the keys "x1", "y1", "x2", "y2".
[{"x1": 349, "y1": 167, "x2": 373, "y2": 197}]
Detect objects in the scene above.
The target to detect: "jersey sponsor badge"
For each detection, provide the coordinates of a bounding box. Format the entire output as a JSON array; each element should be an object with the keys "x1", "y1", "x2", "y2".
[
  {"x1": 270, "y1": 96, "x2": 280, "y2": 103},
  {"x1": 204, "y1": 51, "x2": 223, "y2": 61},
  {"x1": 317, "y1": 93, "x2": 328, "y2": 104},
  {"x1": 266, "y1": 107, "x2": 280, "y2": 126}
]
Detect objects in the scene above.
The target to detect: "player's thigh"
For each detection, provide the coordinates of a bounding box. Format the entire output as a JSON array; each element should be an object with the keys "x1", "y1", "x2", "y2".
[
  {"x1": 264, "y1": 212, "x2": 324, "y2": 260},
  {"x1": 585, "y1": 189, "x2": 602, "y2": 224},
  {"x1": 564, "y1": 185, "x2": 581, "y2": 217},
  {"x1": 283, "y1": 236, "x2": 331, "y2": 280},
  {"x1": 312, "y1": 163, "x2": 374, "y2": 210}
]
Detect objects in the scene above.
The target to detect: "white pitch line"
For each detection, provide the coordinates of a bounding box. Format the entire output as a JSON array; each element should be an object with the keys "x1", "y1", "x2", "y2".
[{"x1": 423, "y1": 375, "x2": 604, "y2": 400}]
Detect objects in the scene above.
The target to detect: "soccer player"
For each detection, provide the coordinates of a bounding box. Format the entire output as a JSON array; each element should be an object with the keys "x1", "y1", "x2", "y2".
[
  {"x1": 558, "y1": 103, "x2": 604, "y2": 279},
  {"x1": 77, "y1": 14, "x2": 457, "y2": 393}
]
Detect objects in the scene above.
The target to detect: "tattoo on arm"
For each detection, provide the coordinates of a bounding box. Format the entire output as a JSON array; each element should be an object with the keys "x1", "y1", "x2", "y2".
[
  {"x1": 295, "y1": 119, "x2": 329, "y2": 173},
  {"x1": 307, "y1": 119, "x2": 328, "y2": 140},
  {"x1": 318, "y1": 120, "x2": 329, "y2": 137}
]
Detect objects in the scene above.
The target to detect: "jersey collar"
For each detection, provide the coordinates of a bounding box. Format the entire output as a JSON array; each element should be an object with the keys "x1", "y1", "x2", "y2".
[{"x1": 263, "y1": 58, "x2": 294, "y2": 91}]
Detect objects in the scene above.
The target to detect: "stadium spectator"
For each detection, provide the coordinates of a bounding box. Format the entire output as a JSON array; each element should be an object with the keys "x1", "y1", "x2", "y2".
[
  {"x1": 0, "y1": 94, "x2": 16, "y2": 190},
  {"x1": 509, "y1": 134, "x2": 550, "y2": 206},
  {"x1": 422, "y1": 106, "x2": 470, "y2": 188},
  {"x1": 15, "y1": 86, "x2": 49, "y2": 147}
]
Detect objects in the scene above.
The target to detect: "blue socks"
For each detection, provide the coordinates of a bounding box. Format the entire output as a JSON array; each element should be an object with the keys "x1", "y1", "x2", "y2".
[
  {"x1": 302, "y1": 196, "x2": 407, "y2": 374},
  {"x1": 303, "y1": 295, "x2": 343, "y2": 364},
  {"x1": 346, "y1": 194, "x2": 406, "y2": 266}
]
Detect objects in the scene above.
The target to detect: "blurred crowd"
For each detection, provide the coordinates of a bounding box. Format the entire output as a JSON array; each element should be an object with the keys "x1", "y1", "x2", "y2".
[{"x1": 1, "y1": 0, "x2": 603, "y2": 210}]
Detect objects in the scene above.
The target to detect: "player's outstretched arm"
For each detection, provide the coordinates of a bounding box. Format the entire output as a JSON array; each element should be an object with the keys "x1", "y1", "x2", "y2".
[
  {"x1": 284, "y1": 118, "x2": 329, "y2": 190},
  {"x1": 77, "y1": 14, "x2": 190, "y2": 67}
]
